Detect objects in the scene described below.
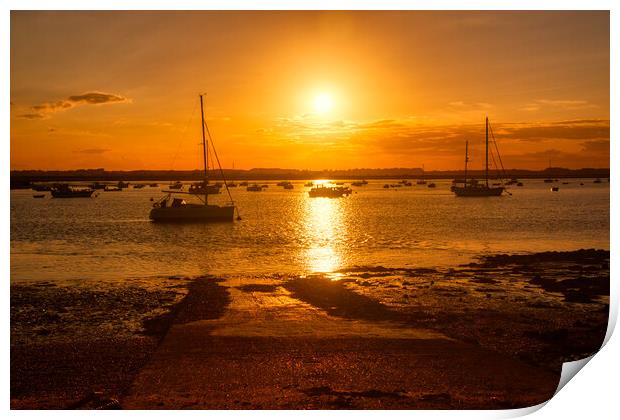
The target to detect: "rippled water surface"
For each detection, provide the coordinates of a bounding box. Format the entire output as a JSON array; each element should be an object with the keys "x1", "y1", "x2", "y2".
[{"x1": 10, "y1": 180, "x2": 609, "y2": 284}]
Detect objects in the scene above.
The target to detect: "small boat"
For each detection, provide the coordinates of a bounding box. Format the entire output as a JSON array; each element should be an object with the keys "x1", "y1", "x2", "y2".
[
  {"x1": 32, "y1": 194, "x2": 45, "y2": 198},
  {"x1": 276, "y1": 181, "x2": 290, "y2": 187},
  {"x1": 133, "y1": 184, "x2": 146, "y2": 189},
  {"x1": 117, "y1": 181, "x2": 129, "y2": 189},
  {"x1": 89, "y1": 182, "x2": 106, "y2": 190},
  {"x1": 562, "y1": 182, "x2": 569, "y2": 185},
  {"x1": 149, "y1": 183, "x2": 159, "y2": 187},
  {"x1": 228, "y1": 182, "x2": 238, "y2": 187},
  {"x1": 304, "y1": 181, "x2": 314, "y2": 187},
  {"x1": 247, "y1": 184, "x2": 263, "y2": 192},
  {"x1": 150, "y1": 95, "x2": 238, "y2": 223},
  {"x1": 168, "y1": 181, "x2": 183, "y2": 189},
  {"x1": 51, "y1": 184, "x2": 94, "y2": 198},
  {"x1": 283, "y1": 183, "x2": 294, "y2": 190},
  {"x1": 261, "y1": 184, "x2": 269, "y2": 188},
  {"x1": 543, "y1": 179, "x2": 553, "y2": 183},
  {"x1": 351, "y1": 181, "x2": 364, "y2": 187},
  {"x1": 427, "y1": 183, "x2": 436, "y2": 188},
  {"x1": 104, "y1": 186, "x2": 122, "y2": 192},
  {"x1": 452, "y1": 117, "x2": 505, "y2": 197},
  {"x1": 516, "y1": 182, "x2": 524, "y2": 187},
  {"x1": 308, "y1": 185, "x2": 352, "y2": 198},
  {"x1": 551, "y1": 186, "x2": 559, "y2": 192},
  {"x1": 239, "y1": 181, "x2": 249, "y2": 187},
  {"x1": 417, "y1": 165, "x2": 428, "y2": 184},
  {"x1": 188, "y1": 181, "x2": 221, "y2": 195},
  {"x1": 32, "y1": 184, "x2": 51, "y2": 192},
  {"x1": 383, "y1": 184, "x2": 390, "y2": 189},
  {"x1": 593, "y1": 178, "x2": 602, "y2": 184}
]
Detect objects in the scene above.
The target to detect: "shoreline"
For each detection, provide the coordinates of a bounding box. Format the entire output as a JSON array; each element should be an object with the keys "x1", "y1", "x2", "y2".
[{"x1": 11, "y1": 249, "x2": 609, "y2": 409}]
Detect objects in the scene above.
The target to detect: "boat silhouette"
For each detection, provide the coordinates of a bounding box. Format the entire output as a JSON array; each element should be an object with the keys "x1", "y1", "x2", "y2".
[
  {"x1": 452, "y1": 117, "x2": 505, "y2": 197},
  {"x1": 149, "y1": 95, "x2": 238, "y2": 222}
]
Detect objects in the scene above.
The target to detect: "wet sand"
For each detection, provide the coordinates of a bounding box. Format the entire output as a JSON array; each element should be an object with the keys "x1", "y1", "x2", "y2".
[{"x1": 11, "y1": 249, "x2": 609, "y2": 409}]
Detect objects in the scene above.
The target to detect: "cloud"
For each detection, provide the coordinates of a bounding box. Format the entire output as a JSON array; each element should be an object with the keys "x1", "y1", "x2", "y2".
[
  {"x1": 17, "y1": 91, "x2": 129, "y2": 119},
  {"x1": 255, "y1": 113, "x2": 609, "y2": 169},
  {"x1": 521, "y1": 99, "x2": 598, "y2": 112},
  {"x1": 73, "y1": 148, "x2": 111, "y2": 154}
]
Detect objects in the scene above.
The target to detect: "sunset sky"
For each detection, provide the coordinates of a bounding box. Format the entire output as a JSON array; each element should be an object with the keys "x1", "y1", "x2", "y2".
[{"x1": 10, "y1": 11, "x2": 609, "y2": 171}]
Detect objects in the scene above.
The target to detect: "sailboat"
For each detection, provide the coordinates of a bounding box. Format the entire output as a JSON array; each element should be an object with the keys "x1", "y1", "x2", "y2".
[
  {"x1": 149, "y1": 94, "x2": 238, "y2": 222},
  {"x1": 416, "y1": 164, "x2": 427, "y2": 185},
  {"x1": 451, "y1": 117, "x2": 505, "y2": 197}
]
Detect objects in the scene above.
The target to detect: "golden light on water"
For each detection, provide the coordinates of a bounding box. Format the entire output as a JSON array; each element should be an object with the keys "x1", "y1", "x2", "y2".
[{"x1": 303, "y1": 196, "x2": 344, "y2": 274}]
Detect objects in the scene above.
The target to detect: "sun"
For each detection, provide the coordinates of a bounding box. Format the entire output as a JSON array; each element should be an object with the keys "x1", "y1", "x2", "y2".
[{"x1": 313, "y1": 93, "x2": 334, "y2": 114}]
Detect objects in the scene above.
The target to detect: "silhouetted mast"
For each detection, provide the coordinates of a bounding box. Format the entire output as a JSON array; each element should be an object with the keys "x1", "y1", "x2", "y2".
[
  {"x1": 485, "y1": 116, "x2": 489, "y2": 187},
  {"x1": 464, "y1": 140, "x2": 469, "y2": 185},
  {"x1": 199, "y1": 94, "x2": 208, "y2": 204}
]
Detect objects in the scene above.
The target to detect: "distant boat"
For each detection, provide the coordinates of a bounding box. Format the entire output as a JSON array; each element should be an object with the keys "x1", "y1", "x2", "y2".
[
  {"x1": 51, "y1": 184, "x2": 94, "y2": 198},
  {"x1": 543, "y1": 179, "x2": 553, "y2": 183},
  {"x1": 117, "y1": 181, "x2": 129, "y2": 189},
  {"x1": 188, "y1": 181, "x2": 221, "y2": 195},
  {"x1": 308, "y1": 185, "x2": 352, "y2": 198},
  {"x1": 104, "y1": 186, "x2": 122, "y2": 192},
  {"x1": 149, "y1": 95, "x2": 237, "y2": 223},
  {"x1": 516, "y1": 182, "x2": 524, "y2": 187},
  {"x1": 32, "y1": 194, "x2": 45, "y2": 198},
  {"x1": 593, "y1": 178, "x2": 602, "y2": 184},
  {"x1": 427, "y1": 183, "x2": 436, "y2": 188},
  {"x1": 133, "y1": 184, "x2": 146, "y2": 189},
  {"x1": 278, "y1": 181, "x2": 293, "y2": 189},
  {"x1": 383, "y1": 184, "x2": 390, "y2": 189},
  {"x1": 247, "y1": 184, "x2": 263, "y2": 192},
  {"x1": 90, "y1": 182, "x2": 106, "y2": 190},
  {"x1": 416, "y1": 165, "x2": 427, "y2": 184},
  {"x1": 168, "y1": 181, "x2": 183, "y2": 189},
  {"x1": 149, "y1": 183, "x2": 159, "y2": 187},
  {"x1": 240, "y1": 181, "x2": 249, "y2": 186},
  {"x1": 452, "y1": 117, "x2": 505, "y2": 197},
  {"x1": 304, "y1": 181, "x2": 314, "y2": 187},
  {"x1": 551, "y1": 186, "x2": 559, "y2": 192}
]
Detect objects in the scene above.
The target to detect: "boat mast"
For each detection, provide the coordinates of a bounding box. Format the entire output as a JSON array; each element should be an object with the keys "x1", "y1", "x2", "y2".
[
  {"x1": 464, "y1": 140, "x2": 469, "y2": 185},
  {"x1": 485, "y1": 116, "x2": 489, "y2": 187},
  {"x1": 199, "y1": 94, "x2": 208, "y2": 204}
]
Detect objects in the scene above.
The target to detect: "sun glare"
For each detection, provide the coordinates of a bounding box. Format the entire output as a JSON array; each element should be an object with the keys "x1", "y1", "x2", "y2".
[{"x1": 313, "y1": 93, "x2": 334, "y2": 114}]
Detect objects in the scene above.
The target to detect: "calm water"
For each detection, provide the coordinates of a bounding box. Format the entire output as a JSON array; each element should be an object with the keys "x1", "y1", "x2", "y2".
[{"x1": 10, "y1": 180, "x2": 609, "y2": 285}]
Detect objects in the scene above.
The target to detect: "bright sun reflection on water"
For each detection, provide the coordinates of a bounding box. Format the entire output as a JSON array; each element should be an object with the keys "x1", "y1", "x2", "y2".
[{"x1": 303, "y1": 196, "x2": 345, "y2": 274}]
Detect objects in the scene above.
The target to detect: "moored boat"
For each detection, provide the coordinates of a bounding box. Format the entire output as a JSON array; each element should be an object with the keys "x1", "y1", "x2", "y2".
[
  {"x1": 150, "y1": 95, "x2": 238, "y2": 223},
  {"x1": 452, "y1": 117, "x2": 505, "y2": 197},
  {"x1": 308, "y1": 184, "x2": 352, "y2": 198},
  {"x1": 51, "y1": 184, "x2": 94, "y2": 198}
]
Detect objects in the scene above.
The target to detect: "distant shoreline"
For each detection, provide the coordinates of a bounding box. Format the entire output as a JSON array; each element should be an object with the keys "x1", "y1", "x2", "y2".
[{"x1": 10, "y1": 167, "x2": 610, "y2": 187}]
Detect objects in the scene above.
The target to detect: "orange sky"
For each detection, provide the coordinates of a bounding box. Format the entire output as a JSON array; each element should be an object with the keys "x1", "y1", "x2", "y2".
[{"x1": 10, "y1": 11, "x2": 610, "y2": 171}]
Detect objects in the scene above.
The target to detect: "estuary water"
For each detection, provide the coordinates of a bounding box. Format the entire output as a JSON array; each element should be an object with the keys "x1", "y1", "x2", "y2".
[{"x1": 10, "y1": 179, "x2": 609, "y2": 285}]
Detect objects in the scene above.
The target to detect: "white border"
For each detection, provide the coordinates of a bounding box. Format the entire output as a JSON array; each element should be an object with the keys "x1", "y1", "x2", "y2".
[{"x1": 3, "y1": 2, "x2": 617, "y2": 419}]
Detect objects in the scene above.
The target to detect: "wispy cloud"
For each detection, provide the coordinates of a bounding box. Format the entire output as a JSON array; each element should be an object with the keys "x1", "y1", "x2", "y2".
[
  {"x1": 520, "y1": 99, "x2": 598, "y2": 112},
  {"x1": 73, "y1": 148, "x2": 111, "y2": 155},
  {"x1": 17, "y1": 91, "x2": 129, "y2": 119}
]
